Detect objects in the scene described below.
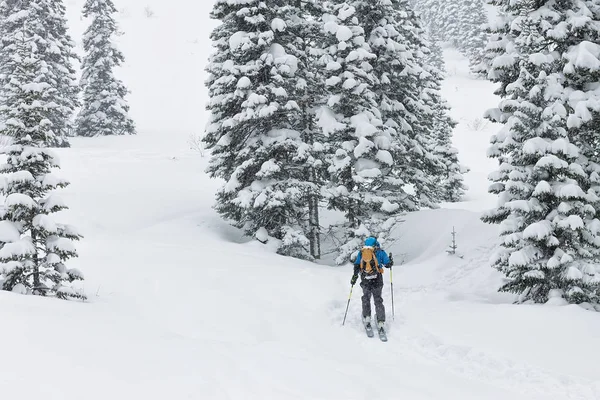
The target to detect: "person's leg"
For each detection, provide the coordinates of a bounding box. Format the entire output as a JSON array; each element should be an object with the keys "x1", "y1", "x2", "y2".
[
  {"x1": 361, "y1": 282, "x2": 372, "y2": 322},
  {"x1": 373, "y1": 284, "x2": 386, "y2": 325}
]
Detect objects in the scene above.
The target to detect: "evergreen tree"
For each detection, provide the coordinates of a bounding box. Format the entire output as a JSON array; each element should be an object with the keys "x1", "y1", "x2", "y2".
[
  {"x1": 204, "y1": 0, "x2": 325, "y2": 260},
  {"x1": 277, "y1": 0, "x2": 329, "y2": 259},
  {"x1": 478, "y1": 0, "x2": 520, "y2": 94},
  {"x1": 45, "y1": 0, "x2": 80, "y2": 143},
  {"x1": 424, "y1": 35, "x2": 445, "y2": 73},
  {"x1": 75, "y1": 0, "x2": 136, "y2": 137},
  {"x1": 411, "y1": 0, "x2": 443, "y2": 41},
  {"x1": 356, "y1": 0, "x2": 463, "y2": 205},
  {"x1": 403, "y1": 4, "x2": 464, "y2": 205},
  {"x1": 458, "y1": 0, "x2": 488, "y2": 71},
  {"x1": 483, "y1": 7, "x2": 600, "y2": 304},
  {"x1": 431, "y1": 106, "x2": 467, "y2": 202},
  {"x1": 561, "y1": 0, "x2": 600, "y2": 216},
  {"x1": 317, "y1": 2, "x2": 390, "y2": 263},
  {"x1": 0, "y1": 0, "x2": 79, "y2": 147},
  {"x1": 560, "y1": 0, "x2": 600, "y2": 302},
  {"x1": 421, "y1": 41, "x2": 467, "y2": 202},
  {"x1": 357, "y1": 0, "x2": 423, "y2": 210},
  {"x1": 0, "y1": 1, "x2": 84, "y2": 299}
]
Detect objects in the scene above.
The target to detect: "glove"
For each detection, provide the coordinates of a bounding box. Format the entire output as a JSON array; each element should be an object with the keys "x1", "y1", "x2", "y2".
[
  {"x1": 388, "y1": 259, "x2": 394, "y2": 268},
  {"x1": 351, "y1": 274, "x2": 358, "y2": 285}
]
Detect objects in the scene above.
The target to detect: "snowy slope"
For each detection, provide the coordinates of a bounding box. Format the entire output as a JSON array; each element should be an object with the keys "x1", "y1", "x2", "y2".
[
  {"x1": 1, "y1": 2, "x2": 600, "y2": 399},
  {"x1": 439, "y1": 49, "x2": 500, "y2": 210}
]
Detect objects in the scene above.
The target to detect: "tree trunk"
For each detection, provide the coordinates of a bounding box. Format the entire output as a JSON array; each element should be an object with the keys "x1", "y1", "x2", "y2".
[
  {"x1": 308, "y1": 187, "x2": 321, "y2": 259},
  {"x1": 296, "y1": 3, "x2": 321, "y2": 260},
  {"x1": 306, "y1": 117, "x2": 321, "y2": 260},
  {"x1": 32, "y1": 229, "x2": 40, "y2": 292}
]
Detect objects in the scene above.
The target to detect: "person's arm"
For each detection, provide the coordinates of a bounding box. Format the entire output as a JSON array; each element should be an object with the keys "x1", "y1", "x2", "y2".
[
  {"x1": 378, "y1": 250, "x2": 391, "y2": 267},
  {"x1": 353, "y1": 252, "x2": 361, "y2": 276}
]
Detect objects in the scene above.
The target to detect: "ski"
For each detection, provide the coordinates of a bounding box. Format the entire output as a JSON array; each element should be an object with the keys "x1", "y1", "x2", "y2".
[
  {"x1": 364, "y1": 323, "x2": 374, "y2": 338},
  {"x1": 378, "y1": 327, "x2": 388, "y2": 342}
]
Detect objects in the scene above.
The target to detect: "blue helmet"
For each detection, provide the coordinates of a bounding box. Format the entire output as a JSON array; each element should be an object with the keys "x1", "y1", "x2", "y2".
[{"x1": 364, "y1": 237, "x2": 379, "y2": 247}]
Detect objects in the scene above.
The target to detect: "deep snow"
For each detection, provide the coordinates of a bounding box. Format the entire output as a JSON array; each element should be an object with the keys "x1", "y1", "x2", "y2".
[{"x1": 1, "y1": 1, "x2": 600, "y2": 399}]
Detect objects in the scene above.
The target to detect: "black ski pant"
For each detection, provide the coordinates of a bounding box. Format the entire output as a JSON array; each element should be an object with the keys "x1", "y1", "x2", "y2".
[{"x1": 360, "y1": 281, "x2": 385, "y2": 323}]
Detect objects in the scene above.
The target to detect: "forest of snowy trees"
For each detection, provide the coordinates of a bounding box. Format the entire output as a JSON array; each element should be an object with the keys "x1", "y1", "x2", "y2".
[
  {"x1": 206, "y1": 0, "x2": 600, "y2": 306},
  {"x1": 0, "y1": 0, "x2": 135, "y2": 299},
  {"x1": 0, "y1": 0, "x2": 598, "y2": 308},
  {"x1": 204, "y1": 0, "x2": 467, "y2": 264},
  {"x1": 412, "y1": 0, "x2": 488, "y2": 72}
]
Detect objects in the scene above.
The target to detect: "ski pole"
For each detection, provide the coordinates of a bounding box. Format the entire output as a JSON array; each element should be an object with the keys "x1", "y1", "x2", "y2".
[
  {"x1": 390, "y1": 253, "x2": 395, "y2": 320},
  {"x1": 342, "y1": 284, "x2": 354, "y2": 326}
]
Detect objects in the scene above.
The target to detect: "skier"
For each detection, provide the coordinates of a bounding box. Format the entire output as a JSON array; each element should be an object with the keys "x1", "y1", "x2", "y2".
[{"x1": 351, "y1": 237, "x2": 393, "y2": 338}]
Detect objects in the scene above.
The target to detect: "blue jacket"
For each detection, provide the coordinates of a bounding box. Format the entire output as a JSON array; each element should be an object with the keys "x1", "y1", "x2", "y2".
[{"x1": 353, "y1": 248, "x2": 391, "y2": 276}]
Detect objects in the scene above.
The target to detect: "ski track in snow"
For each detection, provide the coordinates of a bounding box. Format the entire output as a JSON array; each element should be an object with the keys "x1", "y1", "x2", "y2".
[{"x1": 339, "y1": 240, "x2": 600, "y2": 400}]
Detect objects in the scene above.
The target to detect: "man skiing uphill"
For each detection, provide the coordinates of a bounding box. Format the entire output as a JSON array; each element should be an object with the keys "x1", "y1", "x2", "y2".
[{"x1": 351, "y1": 237, "x2": 393, "y2": 339}]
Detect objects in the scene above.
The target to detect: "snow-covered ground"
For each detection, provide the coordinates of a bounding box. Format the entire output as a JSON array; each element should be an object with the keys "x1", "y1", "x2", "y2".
[{"x1": 2, "y1": 2, "x2": 600, "y2": 399}]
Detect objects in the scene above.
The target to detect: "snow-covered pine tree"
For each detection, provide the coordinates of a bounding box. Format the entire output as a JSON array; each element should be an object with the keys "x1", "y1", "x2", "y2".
[
  {"x1": 204, "y1": 0, "x2": 325, "y2": 260},
  {"x1": 75, "y1": 0, "x2": 135, "y2": 137},
  {"x1": 0, "y1": 1, "x2": 9, "y2": 120},
  {"x1": 439, "y1": 1, "x2": 462, "y2": 48},
  {"x1": 458, "y1": 0, "x2": 488, "y2": 71},
  {"x1": 421, "y1": 43, "x2": 467, "y2": 202},
  {"x1": 0, "y1": 0, "x2": 79, "y2": 147},
  {"x1": 416, "y1": 26, "x2": 467, "y2": 203},
  {"x1": 356, "y1": 0, "x2": 455, "y2": 210},
  {"x1": 354, "y1": 0, "x2": 464, "y2": 209},
  {"x1": 412, "y1": 0, "x2": 446, "y2": 43},
  {"x1": 483, "y1": 12, "x2": 600, "y2": 304},
  {"x1": 278, "y1": 0, "x2": 329, "y2": 259},
  {"x1": 44, "y1": 0, "x2": 80, "y2": 143},
  {"x1": 560, "y1": 1, "x2": 600, "y2": 303},
  {"x1": 561, "y1": 0, "x2": 600, "y2": 225},
  {"x1": 317, "y1": 2, "x2": 405, "y2": 263},
  {"x1": 0, "y1": 2, "x2": 84, "y2": 299},
  {"x1": 479, "y1": 0, "x2": 520, "y2": 99},
  {"x1": 400, "y1": 3, "x2": 464, "y2": 205},
  {"x1": 432, "y1": 114, "x2": 467, "y2": 202},
  {"x1": 424, "y1": 34, "x2": 445, "y2": 73}
]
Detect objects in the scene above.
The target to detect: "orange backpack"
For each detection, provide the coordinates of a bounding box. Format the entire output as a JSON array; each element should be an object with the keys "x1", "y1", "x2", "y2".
[{"x1": 360, "y1": 247, "x2": 383, "y2": 278}]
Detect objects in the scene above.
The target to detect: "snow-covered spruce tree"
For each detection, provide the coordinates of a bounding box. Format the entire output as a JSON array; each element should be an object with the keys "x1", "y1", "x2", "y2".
[
  {"x1": 483, "y1": 1, "x2": 600, "y2": 172},
  {"x1": 561, "y1": 1, "x2": 600, "y2": 228},
  {"x1": 438, "y1": 1, "x2": 462, "y2": 48},
  {"x1": 0, "y1": 3, "x2": 84, "y2": 299},
  {"x1": 44, "y1": 0, "x2": 80, "y2": 143},
  {"x1": 0, "y1": 0, "x2": 79, "y2": 147},
  {"x1": 75, "y1": 0, "x2": 135, "y2": 137},
  {"x1": 351, "y1": 0, "x2": 463, "y2": 208},
  {"x1": 432, "y1": 113, "x2": 467, "y2": 202},
  {"x1": 424, "y1": 34, "x2": 445, "y2": 73},
  {"x1": 400, "y1": 3, "x2": 465, "y2": 204},
  {"x1": 479, "y1": 0, "x2": 520, "y2": 98},
  {"x1": 416, "y1": 26, "x2": 467, "y2": 203},
  {"x1": 458, "y1": 0, "x2": 488, "y2": 71},
  {"x1": 278, "y1": 0, "x2": 329, "y2": 259},
  {"x1": 317, "y1": 3, "x2": 405, "y2": 263},
  {"x1": 482, "y1": 15, "x2": 600, "y2": 304},
  {"x1": 204, "y1": 0, "x2": 326, "y2": 260},
  {"x1": 422, "y1": 45, "x2": 467, "y2": 203},
  {"x1": 354, "y1": 0, "x2": 453, "y2": 207}
]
